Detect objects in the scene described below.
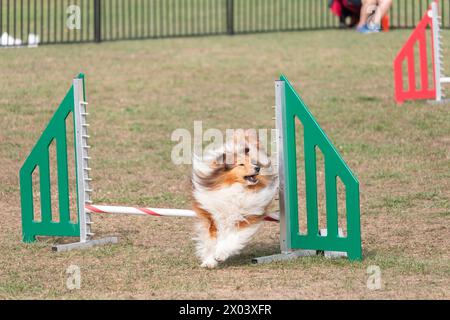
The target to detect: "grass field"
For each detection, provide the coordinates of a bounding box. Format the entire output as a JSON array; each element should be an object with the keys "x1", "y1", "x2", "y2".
[{"x1": 0, "y1": 29, "x2": 449, "y2": 299}]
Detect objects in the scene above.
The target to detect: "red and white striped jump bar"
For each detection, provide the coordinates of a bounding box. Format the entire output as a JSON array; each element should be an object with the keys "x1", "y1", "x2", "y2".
[{"x1": 85, "y1": 204, "x2": 279, "y2": 222}]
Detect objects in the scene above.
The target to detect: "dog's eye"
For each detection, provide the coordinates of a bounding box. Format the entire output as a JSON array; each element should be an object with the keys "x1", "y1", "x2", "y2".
[
  {"x1": 244, "y1": 147, "x2": 250, "y2": 154},
  {"x1": 239, "y1": 163, "x2": 244, "y2": 166}
]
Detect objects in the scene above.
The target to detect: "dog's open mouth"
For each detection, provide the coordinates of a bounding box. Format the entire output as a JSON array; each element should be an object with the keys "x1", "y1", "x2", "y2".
[{"x1": 244, "y1": 174, "x2": 259, "y2": 184}]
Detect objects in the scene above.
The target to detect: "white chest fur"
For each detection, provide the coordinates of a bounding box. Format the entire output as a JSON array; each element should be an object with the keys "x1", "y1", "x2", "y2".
[{"x1": 194, "y1": 181, "x2": 276, "y2": 230}]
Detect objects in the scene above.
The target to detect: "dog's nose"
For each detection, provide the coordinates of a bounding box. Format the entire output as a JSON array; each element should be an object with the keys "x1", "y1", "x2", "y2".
[{"x1": 254, "y1": 166, "x2": 260, "y2": 173}]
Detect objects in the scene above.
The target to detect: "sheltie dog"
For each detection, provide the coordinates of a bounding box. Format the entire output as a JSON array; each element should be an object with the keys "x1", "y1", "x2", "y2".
[{"x1": 192, "y1": 130, "x2": 277, "y2": 268}]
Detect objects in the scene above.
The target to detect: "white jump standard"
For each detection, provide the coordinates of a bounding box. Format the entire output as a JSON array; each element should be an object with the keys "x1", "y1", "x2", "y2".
[{"x1": 431, "y1": 1, "x2": 450, "y2": 103}]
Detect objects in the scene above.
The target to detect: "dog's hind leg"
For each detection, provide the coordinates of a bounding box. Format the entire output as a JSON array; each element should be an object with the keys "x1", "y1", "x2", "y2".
[{"x1": 214, "y1": 223, "x2": 262, "y2": 263}]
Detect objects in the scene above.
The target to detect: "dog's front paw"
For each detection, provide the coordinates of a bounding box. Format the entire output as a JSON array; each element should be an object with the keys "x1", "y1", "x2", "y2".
[
  {"x1": 214, "y1": 249, "x2": 230, "y2": 262},
  {"x1": 214, "y1": 251, "x2": 229, "y2": 263},
  {"x1": 200, "y1": 257, "x2": 218, "y2": 269}
]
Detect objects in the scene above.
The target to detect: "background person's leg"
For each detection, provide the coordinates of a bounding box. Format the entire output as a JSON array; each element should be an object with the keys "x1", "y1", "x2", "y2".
[
  {"x1": 372, "y1": 0, "x2": 393, "y2": 26},
  {"x1": 357, "y1": 0, "x2": 377, "y2": 29}
]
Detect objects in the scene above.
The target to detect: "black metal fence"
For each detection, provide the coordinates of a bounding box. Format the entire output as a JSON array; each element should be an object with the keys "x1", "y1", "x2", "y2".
[{"x1": 0, "y1": 0, "x2": 449, "y2": 46}]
